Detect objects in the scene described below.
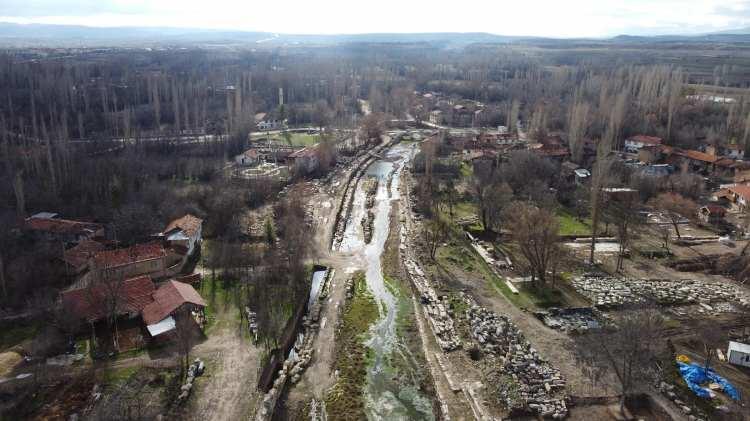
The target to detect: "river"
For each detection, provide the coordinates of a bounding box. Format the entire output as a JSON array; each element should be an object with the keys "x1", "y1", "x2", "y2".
[{"x1": 339, "y1": 142, "x2": 434, "y2": 421}]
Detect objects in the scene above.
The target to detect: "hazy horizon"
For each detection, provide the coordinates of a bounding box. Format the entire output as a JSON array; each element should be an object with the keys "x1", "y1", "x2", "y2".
[{"x1": 2, "y1": 0, "x2": 750, "y2": 38}]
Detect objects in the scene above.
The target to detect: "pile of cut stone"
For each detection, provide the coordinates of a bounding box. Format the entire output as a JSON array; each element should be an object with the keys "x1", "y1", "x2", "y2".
[
  {"x1": 534, "y1": 307, "x2": 603, "y2": 333},
  {"x1": 572, "y1": 275, "x2": 750, "y2": 309},
  {"x1": 402, "y1": 231, "x2": 461, "y2": 351},
  {"x1": 465, "y1": 298, "x2": 567, "y2": 419},
  {"x1": 177, "y1": 358, "x2": 205, "y2": 402}
]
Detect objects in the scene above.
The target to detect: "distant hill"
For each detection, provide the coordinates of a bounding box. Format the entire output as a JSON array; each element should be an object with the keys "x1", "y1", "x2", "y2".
[
  {"x1": 0, "y1": 23, "x2": 526, "y2": 47},
  {"x1": 1, "y1": 22, "x2": 749, "y2": 48}
]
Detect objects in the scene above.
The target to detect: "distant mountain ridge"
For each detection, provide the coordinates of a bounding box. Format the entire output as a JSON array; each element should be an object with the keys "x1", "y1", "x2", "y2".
[{"x1": 1, "y1": 22, "x2": 749, "y2": 47}]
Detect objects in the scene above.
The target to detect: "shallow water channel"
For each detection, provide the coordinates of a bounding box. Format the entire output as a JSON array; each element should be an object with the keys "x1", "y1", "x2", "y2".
[{"x1": 340, "y1": 143, "x2": 434, "y2": 420}]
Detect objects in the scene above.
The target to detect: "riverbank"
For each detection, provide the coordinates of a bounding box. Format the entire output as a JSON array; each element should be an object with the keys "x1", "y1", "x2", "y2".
[{"x1": 324, "y1": 272, "x2": 379, "y2": 420}]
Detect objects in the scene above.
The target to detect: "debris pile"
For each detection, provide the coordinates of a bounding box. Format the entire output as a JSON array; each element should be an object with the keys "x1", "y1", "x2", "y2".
[
  {"x1": 401, "y1": 229, "x2": 461, "y2": 351},
  {"x1": 657, "y1": 381, "x2": 707, "y2": 421},
  {"x1": 465, "y1": 298, "x2": 568, "y2": 419},
  {"x1": 534, "y1": 307, "x2": 603, "y2": 333},
  {"x1": 245, "y1": 307, "x2": 258, "y2": 341},
  {"x1": 177, "y1": 358, "x2": 205, "y2": 402},
  {"x1": 361, "y1": 178, "x2": 379, "y2": 244},
  {"x1": 572, "y1": 275, "x2": 749, "y2": 309}
]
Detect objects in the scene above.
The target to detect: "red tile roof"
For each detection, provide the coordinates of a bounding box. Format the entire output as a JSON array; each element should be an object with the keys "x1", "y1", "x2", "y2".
[
  {"x1": 243, "y1": 149, "x2": 260, "y2": 159},
  {"x1": 729, "y1": 185, "x2": 750, "y2": 200},
  {"x1": 93, "y1": 242, "x2": 166, "y2": 269},
  {"x1": 141, "y1": 280, "x2": 207, "y2": 325},
  {"x1": 164, "y1": 214, "x2": 203, "y2": 238},
  {"x1": 63, "y1": 240, "x2": 105, "y2": 270},
  {"x1": 61, "y1": 276, "x2": 156, "y2": 323},
  {"x1": 703, "y1": 205, "x2": 726, "y2": 216},
  {"x1": 25, "y1": 217, "x2": 102, "y2": 236},
  {"x1": 678, "y1": 149, "x2": 719, "y2": 164}
]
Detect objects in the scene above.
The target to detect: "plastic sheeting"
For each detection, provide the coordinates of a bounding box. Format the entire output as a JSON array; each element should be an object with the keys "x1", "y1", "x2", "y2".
[{"x1": 677, "y1": 362, "x2": 741, "y2": 401}]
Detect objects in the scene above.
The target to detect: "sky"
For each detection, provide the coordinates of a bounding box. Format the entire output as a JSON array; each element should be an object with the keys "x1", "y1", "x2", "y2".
[{"x1": 1, "y1": 0, "x2": 749, "y2": 38}]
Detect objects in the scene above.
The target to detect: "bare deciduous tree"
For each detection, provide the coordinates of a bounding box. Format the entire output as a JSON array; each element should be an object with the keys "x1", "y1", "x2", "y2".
[
  {"x1": 506, "y1": 202, "x2": 560, "y2": 286},
  {"x1": 573, "y1": 305, "x2": 665, "y2": 416},
  {"x1": 648, "y1": 192, "x2": 697, "y2": 239}
]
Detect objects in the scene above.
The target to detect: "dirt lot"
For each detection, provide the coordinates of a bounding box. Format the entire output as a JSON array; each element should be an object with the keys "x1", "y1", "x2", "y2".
[{"x1": 186, "y1": 288, "x2": 262, "y2": 421}]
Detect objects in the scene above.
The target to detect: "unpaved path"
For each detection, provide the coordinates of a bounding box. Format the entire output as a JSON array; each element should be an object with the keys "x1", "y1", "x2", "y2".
[{"x1": 187, "y1": 323, "x2": 262, "y2": 421}]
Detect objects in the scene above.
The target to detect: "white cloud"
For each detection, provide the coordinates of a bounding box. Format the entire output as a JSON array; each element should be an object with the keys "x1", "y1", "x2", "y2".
[{"x1": 1, "y1": 0, "x2": 749, "y2": 37}]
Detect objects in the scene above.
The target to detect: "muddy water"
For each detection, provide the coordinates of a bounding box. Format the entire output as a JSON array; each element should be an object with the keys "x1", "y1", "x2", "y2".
[{"x1": 339, "y1": 143, "x2": 434, "y2": 421}]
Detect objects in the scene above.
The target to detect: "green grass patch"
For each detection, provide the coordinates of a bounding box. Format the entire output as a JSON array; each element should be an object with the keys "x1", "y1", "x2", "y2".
[
  {"x1": 101, "y1": 365, "x2": 139, "y2": 386},
  {"x1": 556, "y1": 208, "x2": 591, "y2": 236},
  {"x1": 325, "y1": 271, "x2": 379, "y2": 421},
  {"x1": 489, "y1": 277, "x2": 536, "y2": 310},
  {"x1": 452, "y1": 201, "x2": 478, "y2": 222},
  {"x1": 459, "y1": 162, "x2": 473, "y2": 178},
  {"x1": 251, "y1": 132, "x2": 320, "y2": 147},
  {"x1": 518, "y1": 284, "x2": 565, "y2": 308},
  {"x1": 0, "y1": 322, "x2": 40, "y2": 351}
]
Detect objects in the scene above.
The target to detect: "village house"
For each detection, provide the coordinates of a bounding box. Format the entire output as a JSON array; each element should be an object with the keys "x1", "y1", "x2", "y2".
[
  {"x1": 141, "y1": 280, "x2": 207, "y2": 338},
  {"x1": 62, "y1": 239, "x2": 106, "y2": 275},
  {"x1": 530, "y1": 136, "x2": 570, "y2": 161},
  {"x1": 162, "y1": 214, "x2": 204, "y2": 256},
  {"x1": 289, "y1": 146, "x2": 320, "y2": 174},
  {"x1": 724, "y1": 145, "x2": 745, "y2": 160},
  {"x1": 254, "y1": 112, "x2": 287, "y2": 131},
  {"x1": 235, "y1": 148, "x2": 263, "y2": 167},
  {"x1": 62, "y1": 275, "x2": 156, "y2": 328},
  {"x1": 87, "y1": 242, "x2": 170, "y2": 285},
  {"x1": 428, "y1": 109, "x2": 443, "y2": 125},
  {"x1": 728, "y1": 341, "x2": 750, "y2": 367},
  {"x1": 61, "y1": 276, "x2": 206, "y2": 344},
  {"x1": 723, "y1": 185, "x2": 750, "y2": 211},
  {"x1": 23, "y1": 213, "x2": 104, "y2": 247},
  {"x1": 637, "y1": 144, "x2": 663, "y2": 164},
  {"x1": 636, "y1": 164, "x2": 674, "y2": 178},
  {"x1": 697, "y1": 205, "x2": 726, "y2": 224},
  {"x1": 624, "y1": 135, "x2": 662, "y2": 153},
  {"x1": 668, "y1": 148, "x2": 719, "y2": 173}
]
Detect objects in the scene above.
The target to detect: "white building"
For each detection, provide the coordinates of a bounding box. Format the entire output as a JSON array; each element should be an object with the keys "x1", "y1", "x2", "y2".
[
  {"x1": 624, "y1": 135, "x2": 662, "y2": 153},
  {"x1": 235, "y1": 149, "x2": 262, "y2": 166},
  {"x1": 728, "y1": 341, "x2": 750, "y2": 367}
]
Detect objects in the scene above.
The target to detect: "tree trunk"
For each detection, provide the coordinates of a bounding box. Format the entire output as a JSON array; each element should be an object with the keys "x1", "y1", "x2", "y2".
[
  {"x1": 0, "y1": 254, "x2": 5, "y2": 300},
  {"x1": 673, "y1": 222, "x2": 681, "y2": 239},
  {"x1": 589, "y1": 206, "x2": 598, "y2": 265}
]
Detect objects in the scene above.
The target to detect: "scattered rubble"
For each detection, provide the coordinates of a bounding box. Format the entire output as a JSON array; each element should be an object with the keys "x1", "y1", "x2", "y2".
[
  {"x1": 361, "y1": 178, "x2": 378, "y2": 244},
  {"x1": 572, "y1": 275, "x2": 750, "y2": 310},
  {"x1": 177, "y1": 358, "x2": 205, "y2": 403},
  {"x1": 255, "y1": 270, "x2": 333, "y2": 421},
  {"x1": 657, "y1": 381, "x2": 707, "y2": 421},
  {"x1": 401, "y1": 223, "x2": 461, "y2": 351},
  {"x1": 534, "y1": 307, "x2": 604, "y2": 333},
  {"x1": 464, "y1": 296, "x2": 568, "y2": 419},
  {"x1": 245, "y1": 307, "x2": 258, "y2": 341}
]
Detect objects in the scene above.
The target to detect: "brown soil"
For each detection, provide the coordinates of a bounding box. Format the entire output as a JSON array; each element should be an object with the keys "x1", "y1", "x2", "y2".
[{"x1": 186, "y1": 315, "x2": 262, "y2": 420}]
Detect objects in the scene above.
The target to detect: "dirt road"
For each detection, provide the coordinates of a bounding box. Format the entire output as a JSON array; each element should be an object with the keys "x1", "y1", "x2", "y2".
[{"x1": 187, "y1": 323, "x2": 262, "y2": 421}]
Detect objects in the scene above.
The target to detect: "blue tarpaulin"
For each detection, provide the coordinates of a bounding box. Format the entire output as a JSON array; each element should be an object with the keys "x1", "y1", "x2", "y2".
[{"x1": 677, "y1": 362, "x2": 740, "y2": 401}]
